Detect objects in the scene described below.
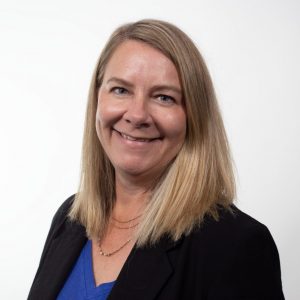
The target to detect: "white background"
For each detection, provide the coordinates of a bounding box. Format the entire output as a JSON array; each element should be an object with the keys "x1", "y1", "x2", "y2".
[{"x1": 1, "y1": 0, "x2": 299, "y2": 299}]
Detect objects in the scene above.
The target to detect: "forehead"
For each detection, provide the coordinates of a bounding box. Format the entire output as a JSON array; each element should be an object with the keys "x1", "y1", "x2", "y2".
[{"x1": 102, "y1": 40, "x2": 180, "y2": 86}]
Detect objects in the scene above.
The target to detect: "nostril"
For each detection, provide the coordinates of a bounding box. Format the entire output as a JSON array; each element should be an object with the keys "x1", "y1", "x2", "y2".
[
  {"x1": 140, "y1": 123, "x2": 150, "y2": 129},
  {"x1": 134, "y1": 122, "x2": 150, "y2": 129},
  {"x1": 124, "y1": 118, "x2": 150, "y2": 129},
  {"x1": 124, "y1": 116, "x2": 151, "y2": 128}
]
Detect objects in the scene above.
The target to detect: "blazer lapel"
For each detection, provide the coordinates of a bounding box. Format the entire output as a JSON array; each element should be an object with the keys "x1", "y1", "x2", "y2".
[{"x1": 109, "y1": 237, "x2": 182, "y2": 300}]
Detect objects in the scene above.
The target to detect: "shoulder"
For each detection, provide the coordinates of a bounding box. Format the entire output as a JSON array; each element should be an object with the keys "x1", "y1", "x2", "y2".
[
  {"x1": 50, "y1": 194, "x2": 75, "y2": 225},
  {"x1": 28, "y1": 195, "x2": 86, "y2": 299},
  {"x1": 188, "y1": 205, "x2": 280, "y2": 262},
  {"x1": 195, "y1": 205, "x2": 273, "y2": 244},
  {"x1": 184, "y1": 205, "x2": 284, "y2": 298},
  {"x1": 39, "y1": 194, "x2": 77, "y2": 258}
]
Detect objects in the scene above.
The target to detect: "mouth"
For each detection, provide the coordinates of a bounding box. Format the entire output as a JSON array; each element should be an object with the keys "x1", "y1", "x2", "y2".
[{"x1": 113, "y1": 129, "x2": 161, "y2": 142}]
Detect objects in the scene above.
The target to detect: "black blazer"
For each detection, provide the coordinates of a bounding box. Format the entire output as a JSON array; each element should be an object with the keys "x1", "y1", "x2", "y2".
[{"x1": 28, "y1": 195, "x2": 285, "y2": 299}]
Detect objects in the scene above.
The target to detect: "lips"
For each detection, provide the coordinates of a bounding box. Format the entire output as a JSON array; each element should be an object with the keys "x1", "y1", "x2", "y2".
[{"x1": 113, "y1": 129, "x2": 160, "y2": 142}]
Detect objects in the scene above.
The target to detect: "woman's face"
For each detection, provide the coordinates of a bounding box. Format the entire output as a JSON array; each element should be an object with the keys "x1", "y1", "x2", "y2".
[{"x1": 96, "y1": 40, "x2": 186, "y2": 182}]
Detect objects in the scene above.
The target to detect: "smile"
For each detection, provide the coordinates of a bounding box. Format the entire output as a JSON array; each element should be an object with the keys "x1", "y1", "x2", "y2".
[{"x1": 113, "y1": 129, "x2": 160, "y2": 142}]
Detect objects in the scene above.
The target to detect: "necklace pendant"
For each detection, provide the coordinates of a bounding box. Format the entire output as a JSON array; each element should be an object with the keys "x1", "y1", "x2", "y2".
[{"x1": 98, "y1": 238, "x2": 132, "y2": 257}]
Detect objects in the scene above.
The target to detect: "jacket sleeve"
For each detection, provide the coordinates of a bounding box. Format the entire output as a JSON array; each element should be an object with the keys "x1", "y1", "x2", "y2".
[{"x1": 208, "y1": 224, "x2": 285, "y2": 299}]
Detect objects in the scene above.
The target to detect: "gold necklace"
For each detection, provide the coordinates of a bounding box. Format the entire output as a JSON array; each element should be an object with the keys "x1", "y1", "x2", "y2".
[
  {"x1": 98, "y1": 238, "x2": 132, "y2": 257},
  {"x1": 98, "y1": 213, "x2": 141, "y2": 256},
  {"x1": 112, "y1": 221, "x2": 140, "y2": 230},
  {"x1": 111, "y1": 213, "x2": 142, "y2": 223}
]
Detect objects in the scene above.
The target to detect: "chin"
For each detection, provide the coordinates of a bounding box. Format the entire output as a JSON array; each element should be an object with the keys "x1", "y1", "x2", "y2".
[
  {"x1": 115, "y1": 161, "x2": 155, "y2": 177},
  {"x1": 120, "y1": 166, "x2": 149, "y2": 176}
]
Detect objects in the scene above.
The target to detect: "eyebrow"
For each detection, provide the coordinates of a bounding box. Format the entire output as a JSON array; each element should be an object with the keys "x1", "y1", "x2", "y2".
[
  {"x1": 106, "y1": 77, "x2": 182, "y2": 95},
  {"x1": 106, "y1": 77, "x2": 134, "y2": 88}
]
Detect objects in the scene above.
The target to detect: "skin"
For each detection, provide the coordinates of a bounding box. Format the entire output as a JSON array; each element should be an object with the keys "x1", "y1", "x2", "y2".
[{"x1": 92, "y1": 40, "x2": 186, "y2": 285}]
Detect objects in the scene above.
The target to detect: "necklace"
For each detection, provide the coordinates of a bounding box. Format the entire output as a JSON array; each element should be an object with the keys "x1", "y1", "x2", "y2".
[
  {"x1": 98, "y1": 213, "x2": 141, "y2": 257},
  {"x1": 112, "y1": 222, "x2": 140, "y2": 230},
  {"x1": 98, "y1": 238, "x2": 132, "y2": 257},
  {"x1": 111, "y1": 213, "x2": 142, "y2": 223}
]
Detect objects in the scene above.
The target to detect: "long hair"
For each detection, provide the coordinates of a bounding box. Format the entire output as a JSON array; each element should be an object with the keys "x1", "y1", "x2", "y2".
[{"x1": 69, "y1": 19, "x2": 235, "y2": 246}]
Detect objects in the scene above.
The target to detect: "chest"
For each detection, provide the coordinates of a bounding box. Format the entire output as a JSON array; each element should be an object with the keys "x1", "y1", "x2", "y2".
[{"x1": 91, "y1": 237, "x2": 135, "y2": 286}]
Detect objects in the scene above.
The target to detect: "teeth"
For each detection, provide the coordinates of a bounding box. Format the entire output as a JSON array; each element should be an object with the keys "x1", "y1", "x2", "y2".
[{"x1": 121, "y1": 132, "x2": 150, "y2": 142}]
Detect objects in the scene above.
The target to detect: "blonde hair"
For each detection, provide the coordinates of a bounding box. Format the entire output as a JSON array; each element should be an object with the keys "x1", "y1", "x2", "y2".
[{"x1": 69, "y1": 19, "x2": 235, "y2": 246}]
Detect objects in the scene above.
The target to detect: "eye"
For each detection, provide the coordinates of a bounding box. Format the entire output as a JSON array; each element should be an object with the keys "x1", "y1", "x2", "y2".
[
  {"x1": 111, "y1": 87, "x2": 128, "y2": 95},
  {"x1": 156, "y1": 94, "x2": 175, "y2": 104}
]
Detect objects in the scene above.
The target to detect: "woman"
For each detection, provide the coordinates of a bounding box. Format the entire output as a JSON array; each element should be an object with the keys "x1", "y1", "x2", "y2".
[{"x1": 28, "y1": 19, "x2": 284, "y2": 299}]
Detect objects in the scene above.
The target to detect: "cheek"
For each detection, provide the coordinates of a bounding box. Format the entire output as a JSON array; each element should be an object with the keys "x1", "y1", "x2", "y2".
[
  {"x1": 162, "y1": 110, "x2": 187, "y2": 141},
  {"x1": 96, "y1": 98, "x2": 107, "y2": 125},
  {"x1": 95, "y1": 106, "x2": 113, "y2": 154},
  {"x1": 96, "y1": 96, "x2": 125, "y2": 129},
  {"x1": 95, "y1": 99, "x2": 111, "y2": 144}
]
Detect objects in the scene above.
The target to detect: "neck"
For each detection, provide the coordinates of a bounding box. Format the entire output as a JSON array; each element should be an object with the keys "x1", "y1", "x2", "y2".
[{"x1": 113, "y1": 172, "x2": 152, "y2": 220}]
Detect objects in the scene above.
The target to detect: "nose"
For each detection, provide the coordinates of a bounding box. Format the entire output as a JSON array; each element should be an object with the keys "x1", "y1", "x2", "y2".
[{"x1": 123, "y1": 95, "x2": 151, "y2": 128}]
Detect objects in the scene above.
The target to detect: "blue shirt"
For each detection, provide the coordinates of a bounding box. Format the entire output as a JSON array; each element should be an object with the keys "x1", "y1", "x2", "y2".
[{"x1": 57, "y1": 240, "x2": 115, "y2": 300}]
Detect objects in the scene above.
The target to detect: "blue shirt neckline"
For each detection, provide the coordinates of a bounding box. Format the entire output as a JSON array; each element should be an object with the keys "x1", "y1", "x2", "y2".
[
  {"x1": 84, "y1": 240, "x2": 115, "y2": 297},
  {"x1": 57, "y1": 239, "x2": 115, "y2": 300}
]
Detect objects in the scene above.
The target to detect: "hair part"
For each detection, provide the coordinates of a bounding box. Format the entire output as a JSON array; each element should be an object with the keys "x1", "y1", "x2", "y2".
[{"x1": 69, "y1": 19, "x2": 235, "y2": 246}]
